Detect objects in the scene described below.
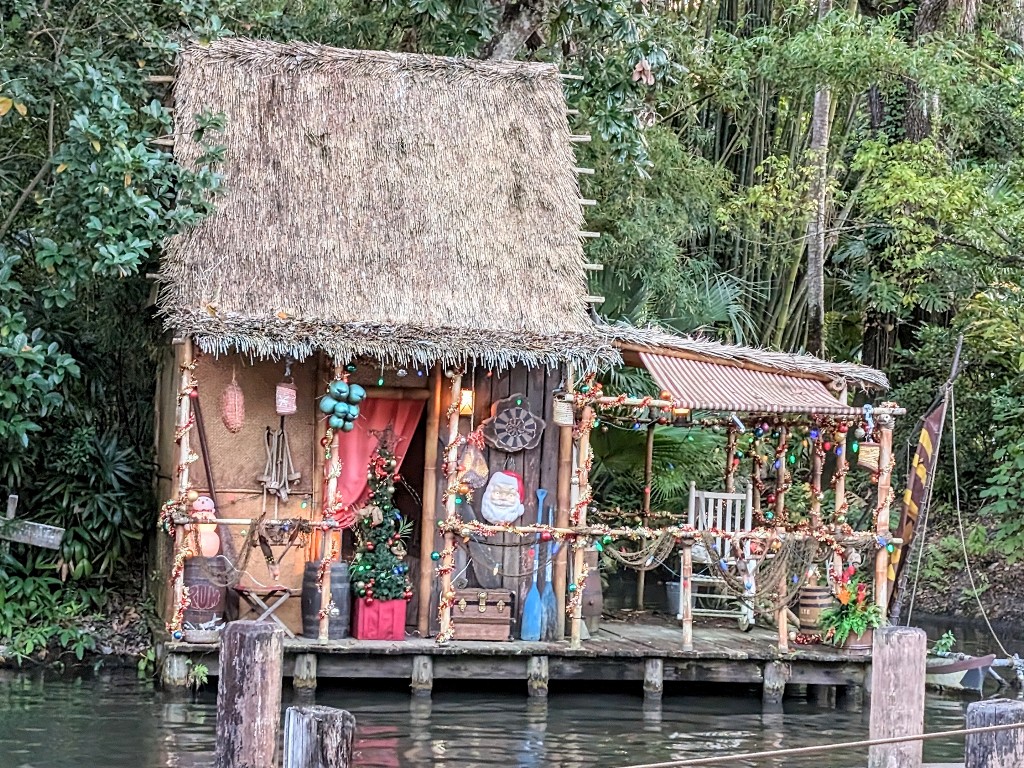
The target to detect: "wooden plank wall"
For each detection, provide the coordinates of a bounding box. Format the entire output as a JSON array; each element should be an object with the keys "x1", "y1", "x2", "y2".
[{"x1": 431, "y1": 364, "x2": 564, "y2": 633}]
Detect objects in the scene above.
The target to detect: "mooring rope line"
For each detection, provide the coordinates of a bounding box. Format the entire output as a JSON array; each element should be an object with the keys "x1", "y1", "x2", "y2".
[{"x1": 616, "y1": 720, "x2": 1024, "y2": 768}]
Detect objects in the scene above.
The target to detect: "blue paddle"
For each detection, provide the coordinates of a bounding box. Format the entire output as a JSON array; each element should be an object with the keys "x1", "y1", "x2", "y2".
[
  {"x1": 520, "y1": 488, "x2": 546, "y2": 641},
  {"x1": 541, "y1": 504, "x2": 559, "y2": 641}
]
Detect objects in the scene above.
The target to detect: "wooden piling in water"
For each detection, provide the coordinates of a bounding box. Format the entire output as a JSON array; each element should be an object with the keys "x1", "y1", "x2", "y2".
[
  {"x1": 965, "y1": 699, "x2": 1024, "y2": 768},
  {"x1": 216, "y1": 621, "x2": 284, "y2": 768},
  {"x1": 868, "y1": 625, "x2": 926, "y2": 768},
  {"x1": 283, "y1": 706, "x2": 356, "y2": 768}
]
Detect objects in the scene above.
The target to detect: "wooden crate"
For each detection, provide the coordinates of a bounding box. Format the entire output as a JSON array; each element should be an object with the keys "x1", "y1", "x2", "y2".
[{"x1": 452, "y1": 589, "x2": 515, "y2": 641}]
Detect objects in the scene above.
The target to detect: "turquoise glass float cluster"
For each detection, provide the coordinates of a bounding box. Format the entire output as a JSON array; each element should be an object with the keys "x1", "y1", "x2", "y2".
[{"x1": 318, "y1": 379, "x2": 367, "y2": 432}]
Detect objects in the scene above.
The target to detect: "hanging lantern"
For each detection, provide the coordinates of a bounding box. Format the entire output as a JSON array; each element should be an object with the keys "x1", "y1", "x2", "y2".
[
  {"x1": 276, "y1": 359, "x2": 297, "y2": 415},
  {"x1": 220, "y1": 370, "x2": 245, "y2": 434},
  {"x1": 857, "y1": 441, "x2": 881, "y2": 471}
]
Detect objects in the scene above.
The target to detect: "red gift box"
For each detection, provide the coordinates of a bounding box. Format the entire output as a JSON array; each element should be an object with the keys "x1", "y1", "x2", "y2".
[{"x1": 353, "y1": 597, "x2": 406, "y2": 640}]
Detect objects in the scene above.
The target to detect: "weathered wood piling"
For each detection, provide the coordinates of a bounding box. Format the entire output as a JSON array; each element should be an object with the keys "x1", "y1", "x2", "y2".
[
  {"x1": 966, "y1": 699, "x2": 1024, "y2": 768},
  {"x1": 283, "y1": 706, "x2": 356, "y2": 768},
  {"x1": 868, "y1": 626, "x2": 927, "y2": 768}
]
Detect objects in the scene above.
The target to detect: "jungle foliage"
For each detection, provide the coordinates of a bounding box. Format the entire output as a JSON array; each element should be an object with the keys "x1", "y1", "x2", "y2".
[{"x1": 2, "y1": 0, "x2": 1024, "y2": 652}]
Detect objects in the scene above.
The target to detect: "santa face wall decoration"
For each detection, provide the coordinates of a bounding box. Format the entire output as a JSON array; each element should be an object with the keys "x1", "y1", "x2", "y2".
[{"x1": 480, "y1": 470, "x2": 526, "y2": 524}]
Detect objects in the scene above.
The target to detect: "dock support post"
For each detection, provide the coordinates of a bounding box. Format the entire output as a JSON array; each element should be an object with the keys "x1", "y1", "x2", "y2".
[
  {"x1": 807, "y1": 684, "x2": 832, "y2": 707},
  {"x1": 411, "y1": 655, "x2": 433, "y2": 697},
  {"x1": 293, "y1": 653, "x2": 317, "y2": 692},
  {"x1": 216, "y1": 621, "x2": 284, "y2": 768},
  {"x1": 868, "y1": 626, "x2": 926, "y2": 768},
  {"x1": 965, "y1": 699, "x2": 1024, "y2": 768},
  {"x1": 835, "y1": 683, "x2": 863, "y2": 711},
  {"x1": 527, "y1": 656, "x2": 549, "y2": 698},
  {"x1": 644, "y1": 658, "x2": 664, "y2": 702},
  {"x1": 680, "y1": 541, "x2": 694, "y2": 652},
  {"x1": 762, "y1": 661, "x2": 790, "y2": 707},
  {"x1": 162, "y1": 652, "x2": 189, "y2": 689},
  {"x1": 283, "y1": 705, "x2": 356, "y2": 768}
]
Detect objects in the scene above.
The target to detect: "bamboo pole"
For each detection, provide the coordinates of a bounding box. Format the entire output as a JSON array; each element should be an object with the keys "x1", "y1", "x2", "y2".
[
  {"x1": 777, "y1": 572, "x2": 789, "y2": 653},
  {"x1": 833, "y1": 388, "x2": 850, "y2": 584},
  {"x1": 775, "y1": 427, "x2": 789, "y2": 652},
  {"x1": 171, "y1": 338, "x2": 194, "y2": 624},
  {"x1": 554, "y1": 366, "x2": 575, "y2": 638},
  {"x1": 809, "y1": 430, "x2": 823, "y2": 529},
  {"x1": 874, "y1": 417, "x2": 896, "y2": 615},
  {"x1": 570, "y1": 405, "x2": 595, "y2": 650},
  {"x1": 319, "y1": 365, "x2": 344, "y2": 642},
  {"x1": 725, "y1": 427, "x2": 738, "y2": 493},
  {"x1": 637, "y1": 423, "x2": 656, "y2": 611},
  {"x1": 417, "y1": 366, "x2": 442, "y2": 635},
  {"x1": 437, "y1": 372, "x2": 462, "y2": 642},
  {"x1": 681, "y1": 541, "x2": 694, "y2": 652}
]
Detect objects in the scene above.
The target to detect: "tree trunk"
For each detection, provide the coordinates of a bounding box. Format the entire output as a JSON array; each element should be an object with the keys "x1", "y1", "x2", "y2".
[
  {"x1": 803, "y1": 0, "x2": 833, "y2": 357},
  {"x1": 483, "y1": 1, "x2": 557, "y2": 61}
]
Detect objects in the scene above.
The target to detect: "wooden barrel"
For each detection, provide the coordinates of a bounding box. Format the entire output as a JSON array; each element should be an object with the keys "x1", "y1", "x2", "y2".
[
  {"x1": 301, "y1": 562, "x2": 351, "y2": 640},
  {"x1": 183, "y1": 557, "x2": 227, "y2": 629},
  {"x1": 798, "y1": 585, "x2": 833, "y2": 630}
]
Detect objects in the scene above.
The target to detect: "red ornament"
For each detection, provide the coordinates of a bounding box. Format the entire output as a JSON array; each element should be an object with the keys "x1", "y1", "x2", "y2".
[
  {"x1": 189, "y1": 388, "x2": 199, "y2": 399},
  {"x1": 838, "y1": 423, "x2": 849, "y2": 433},
  {"x1": 365, "y1": 596, "x2": 374, "y2": 605},
  {"x1": 540, "y1": 530, "x2": 553, "y2": 542},
  {"x1": 320, "y1": 436, "x2": 330, "y2": 447},
  {"x1": 403, "y1": 591, "x2": 413, "y2": 600},
  {"x1": 766, "y1": 493, "x2": 777, "y2": 504},
  {"x1": 366, "y1": 542, "x2": 375, "y2": 551},
  {"x1": 823, "y1": 442, "x2": 832, "y2": 451}
]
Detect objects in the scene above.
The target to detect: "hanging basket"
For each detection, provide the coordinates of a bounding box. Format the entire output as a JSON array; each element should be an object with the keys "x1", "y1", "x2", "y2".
[
  {"x1": 276, "y1": 380, "x2": 297, "y2": 416},
  {"x1": 220, "y1": 371, "x2": 245, "y2": 434},
  {"x1": 553, "y1": 397, "x2": 575, "y2": 427}
]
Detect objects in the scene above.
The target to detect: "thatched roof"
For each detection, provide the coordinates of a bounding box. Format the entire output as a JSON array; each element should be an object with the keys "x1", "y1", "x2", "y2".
[
  {"x1": 159, "y1": 39, "x2": 609, "y2": 370},
  {"x1": 605, "y1": 323, "x2": 889, "y2": 391}
]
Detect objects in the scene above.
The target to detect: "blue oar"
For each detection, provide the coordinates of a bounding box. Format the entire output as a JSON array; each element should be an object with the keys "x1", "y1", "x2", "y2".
[
  {"x1": 541, "y1": 504, "x2": 559, "y2": 641},
  {"x1": 520, "y1": 488, "x2": 546, "y2": 641}
]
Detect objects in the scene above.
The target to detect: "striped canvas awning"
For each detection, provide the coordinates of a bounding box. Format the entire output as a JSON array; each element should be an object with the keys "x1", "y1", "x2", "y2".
[{"x1": 639, "y1": 352, "x2": 860, "y2": 416}]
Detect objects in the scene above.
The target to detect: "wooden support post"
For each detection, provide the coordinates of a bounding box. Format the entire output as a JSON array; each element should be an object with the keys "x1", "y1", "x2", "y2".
[
  {"x1": 216, "y1": 621, "x2": 284, "y2": 768},
  {"x1": 835, "y1": 684, "x2": 863, "y2": 711},
  {"x1": 293, "y1": 653, "x2": 317, "y2": 691},
  {"x1": 644, "y1": 658, "x2": 664, "y2": 702},
  {"x1": 283, "y1": 705, "x2": 356, "y2": 768},
  {"x1": 570, "y1": 406, "x2": 595, "y2": 650},
  {"x1": 807, "y1": 684, "x2": 832, "y2": 707},
  {"x1": 762, "y1": 661, "x2": 790, "y2": 707},
  {"x1": 411, "y1": 655, "x2": 433, "y2": 697},
  {"x1": 868, "y1": 626, "x2": 926, "y2": 768},
  {"x1": 527, "y1": 656, "x2": 549, "y2": 698},
  {"x1": 874, "y1": 418, "x2": 895, "y2": 615},
  {"x1": 777, "y1": 573, "x2": 789, "y2": 653},
  {"x1": 417, "y1": 366, "x2": 442, "y2": 635},
  {"x1": 319, "y1": 365, "x2": 345, "y2": 642},
  {"x1": 809, "y1": 430, "x2": 823, "y2": 529},
  {"x1": 681, "y1": 541, "x2": 694, "y2": 652},
  {"x1": 437, "y1": 372, "x2": 462, "y2": 642},
  {"x1": 725, "y1": 426, "x2": 738, "y2": 493},
  {"x1": 965, "y1": 699, "x2": 1024, "y2": 768},
  {"x1": 161, "y1": 653, "x2": 189, "y2": 689},
  {"x1": 1, "y1": 494, "x2": 16, "y2": 557},
  {"x1": 554, "y1": 367, "x2": 575, "y2": 638},
  {"x1": 171, "y1": 338, "x2": 195, "y2": 624},
  {"x1": 637, "y1": 423, "x2": 655, "y2": 611}
]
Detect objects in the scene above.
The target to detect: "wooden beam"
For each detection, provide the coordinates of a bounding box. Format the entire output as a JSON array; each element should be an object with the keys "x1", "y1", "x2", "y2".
[
  {"x1": 417, "y1": 366, "x2": 442, "y2": 635},
  {"x1": 874, "y1": 419, "x2": 895, "y2": 616},
  {"x1": 367, "y1": 387, "x2": 430, "y2": 400},
  {"x1": 570, "y1": 406, "x2": 595, "y2": 650},
  {"x1": 583, "y1": 295, "x2": 605, "y2": 304},
  {"x1": 554, "y1": 365, "x2": 574, "y2": 639},
  {"x1": 574, "y1": 167, "x2": 595, "y2": 175},
  {"x1": 569, "y1": 134, "x2": 592, "y2": 143},
  {"x1": 566, "y1": 109, "x2": 580, "y2": 116},
  {"x1": 151, "y1": 137, "x2": 175, "y2": 148},
  {"x1": 437, "y1": 372, "x2": 463, "y2": 642},
  {"x1": 560, "y1": 73, "x2": 584, "y2": 81},
  {"x1": 579, "y1": 198, "x2": 597, "y2": 206},
  {"x1": 578, "y1": 231, "x2": 601, "y2": 238},
  {"x1": 146, "y1": 74, "x2": 176, "y2": 84},
  {"x1": 583, "y1": 263, "x2": 604, "y2": 271}
]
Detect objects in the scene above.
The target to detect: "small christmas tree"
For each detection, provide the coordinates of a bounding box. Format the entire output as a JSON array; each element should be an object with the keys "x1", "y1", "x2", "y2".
[{"x1": 350, "y1": 434, "x2": 413, "y2": 604}]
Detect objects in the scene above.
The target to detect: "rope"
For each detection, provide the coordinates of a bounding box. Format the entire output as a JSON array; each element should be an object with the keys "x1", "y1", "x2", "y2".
[
  {"x1": 617, "y1": 720, "x2": 1024, "y2": 768},
  {"x1": 258, "y1": 422, "x2": 301, "y2": 502},
  {"x1": 950, "y1": 388, "x2": 1011, "y2": 657},
  {"x1": 606, "y1": 532, "x2": 677, "y2": 571}
]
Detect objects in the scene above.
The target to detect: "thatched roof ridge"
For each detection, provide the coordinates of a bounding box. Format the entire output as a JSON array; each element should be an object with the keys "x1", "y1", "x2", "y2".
[
  {"x1": 604, "y1": 323, "x2": 889, "y2": 390},
  {"x1": 159, "y1": 38, "x2": 608, "y2": 369}
]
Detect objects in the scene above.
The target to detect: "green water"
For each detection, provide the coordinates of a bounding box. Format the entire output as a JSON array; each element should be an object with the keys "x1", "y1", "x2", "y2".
[{"x1": 0, "y1": 669, "x2": 975, "y2": 768}]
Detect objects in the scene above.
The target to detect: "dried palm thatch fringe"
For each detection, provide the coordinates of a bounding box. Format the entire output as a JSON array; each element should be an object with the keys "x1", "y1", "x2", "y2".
[
  {"x1": 603, "y1": 322, "x2": 889, "y2": 391},
  {"x1": 159, "y1": 38, "x2": 599, "y2": 370}
]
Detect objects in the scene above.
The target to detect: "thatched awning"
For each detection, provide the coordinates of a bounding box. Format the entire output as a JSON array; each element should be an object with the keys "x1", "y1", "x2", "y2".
[{"x1": 159, "y1": 39, "x2": 609, "y2": 370}]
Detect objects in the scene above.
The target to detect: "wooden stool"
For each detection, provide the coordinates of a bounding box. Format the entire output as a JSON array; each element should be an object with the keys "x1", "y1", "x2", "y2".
[{"x1": 233, "y1": 586, "x2": 298, "y2": 638}]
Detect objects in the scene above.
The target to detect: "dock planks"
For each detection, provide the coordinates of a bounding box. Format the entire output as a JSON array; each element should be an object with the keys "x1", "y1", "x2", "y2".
[{"x1": 163, "y1": 620, "x2": 869, "y2": 693}]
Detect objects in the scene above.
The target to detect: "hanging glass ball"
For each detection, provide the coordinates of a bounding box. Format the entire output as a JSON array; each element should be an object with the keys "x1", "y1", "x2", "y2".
[
  {"x1": 431, "y1": 551, "x2": 440, "y2": 561},
  {"x1": 568, "y1": 583, "x2": 578, "y2": 593},
  {"x1": 855, "y1": 427, "x2": 866, "y2": 440},
  {"x1": 345, "y1": 363, "x2": 358, "y2": 373},
  {"x1": 397, "y1": 369, "x2": 408, "y2": 377}
]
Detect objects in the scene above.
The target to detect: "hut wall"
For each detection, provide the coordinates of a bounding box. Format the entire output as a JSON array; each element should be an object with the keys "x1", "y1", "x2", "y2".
[{"x1": 429, "y1": 364, "x2": 563, "y2": 635}]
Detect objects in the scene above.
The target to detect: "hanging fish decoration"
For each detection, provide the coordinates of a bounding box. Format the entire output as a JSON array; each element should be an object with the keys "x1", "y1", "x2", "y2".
[{"x1": 220, "y1": 369, "x2": 245, "y2": 433}]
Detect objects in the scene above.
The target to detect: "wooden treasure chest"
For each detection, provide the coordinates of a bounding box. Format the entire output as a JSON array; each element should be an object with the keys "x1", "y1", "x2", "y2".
[{"x1": 452, "y1": 589, "x2": 515, "y2": 641}]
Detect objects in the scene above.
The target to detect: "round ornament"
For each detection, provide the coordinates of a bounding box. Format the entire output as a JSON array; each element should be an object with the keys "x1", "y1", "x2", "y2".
[
  {"x1": 333, "y1": 402, "x2": 351, "y2": 418},
  {"x1": 348, "y1": 384, "x2": 367, "y2": 404},
  {"x1": 481, "y1": 393, "x2": 546, "y2": 453},
  {"x1": 328, "y1": 380, "x2": 350, "y2": 400},
  {"x1": 329, "y1": 415, "x2": 346, "y2": 430}
]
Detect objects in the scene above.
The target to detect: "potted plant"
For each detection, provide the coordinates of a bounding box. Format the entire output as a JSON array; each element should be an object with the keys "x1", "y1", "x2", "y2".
[{"x1": 819, "y1": 565, "x2": 882, "y2": 652}]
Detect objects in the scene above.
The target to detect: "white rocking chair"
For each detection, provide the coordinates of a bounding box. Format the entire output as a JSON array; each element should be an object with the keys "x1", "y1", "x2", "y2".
[{"x1": 677, "y1": 481, "x2": 756, "y2": 631}]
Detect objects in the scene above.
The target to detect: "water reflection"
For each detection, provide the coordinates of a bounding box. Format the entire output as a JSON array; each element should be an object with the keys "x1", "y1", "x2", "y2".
[{"x1": 0, "y1": 669, "x2": 986, "y2": 768}]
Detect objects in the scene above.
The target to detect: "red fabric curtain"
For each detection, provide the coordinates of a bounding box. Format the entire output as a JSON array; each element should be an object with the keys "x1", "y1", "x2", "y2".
[{"x1": 334, "y1": 397, "x2": 425, "y2": 509}]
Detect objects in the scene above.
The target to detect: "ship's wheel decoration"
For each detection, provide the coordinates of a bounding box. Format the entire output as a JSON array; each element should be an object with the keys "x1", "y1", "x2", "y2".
[{"x1": 481, "y1": 393, "x2": 546, "y2": 453}]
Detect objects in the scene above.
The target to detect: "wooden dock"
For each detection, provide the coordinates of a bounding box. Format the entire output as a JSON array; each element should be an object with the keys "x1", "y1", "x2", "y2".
[{"x1": 161, "y1": 620, "x2": 869, "y2": 702}]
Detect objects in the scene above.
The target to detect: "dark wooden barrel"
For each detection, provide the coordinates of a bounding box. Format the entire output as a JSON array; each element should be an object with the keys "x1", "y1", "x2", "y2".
[
  {"x1": 798, "y1": 585, "x2": 833, "y2": 630},
  {"x1": 301, "y1": 561, "x2": 351, "y2": 639},
  {"x1": 183, "y1": 557, "x2": 227, "y2": 628}
]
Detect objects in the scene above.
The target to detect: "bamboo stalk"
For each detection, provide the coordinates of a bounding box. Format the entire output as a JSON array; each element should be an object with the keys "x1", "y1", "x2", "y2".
[
  {"x1": 637, "y1": 423, "x2": 656, "y2": 611},
  {"x1": 437, "y1": 372, "x2": 463, "y2": 642},
  {"x1": 777, "y1": 573, "x2": 789, "y2": 653},
  {"x1": 417, "y1": 366, "x2": 442, "y2": 635},
  {"x1": 570, "y1": 406, "x2": 595, "y2": 650},
  {"x1": 725, "y1": 427, "x2": 738, "y2": 493},
  {"x1": 681, "y1": 542, "x2": 694, "y2": 651},
  {"x1": 319, "y1": 365, "x2": 344, "y2": 642},
  {"x1": 809, "y1": 431, "x2": 823, "y2": 529},
  {"x1": 171, "y1": 338, "x2": 194, "y2": 623}
]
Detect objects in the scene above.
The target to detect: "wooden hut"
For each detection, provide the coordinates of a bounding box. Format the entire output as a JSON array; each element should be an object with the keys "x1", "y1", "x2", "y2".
[{"x1": 154, "y1": 39, "x2": 901, "y2": 666}]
